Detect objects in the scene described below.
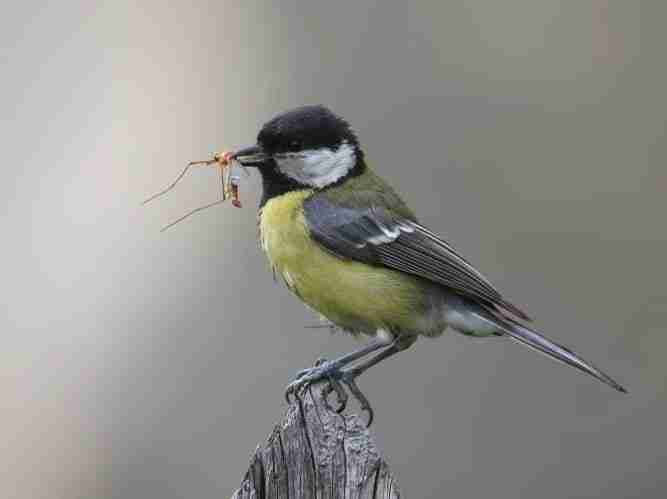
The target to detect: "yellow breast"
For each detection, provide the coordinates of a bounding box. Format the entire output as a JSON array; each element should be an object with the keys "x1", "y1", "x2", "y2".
[{"x1": 258, "y1": 190, "x2": 426, "y2": 335}]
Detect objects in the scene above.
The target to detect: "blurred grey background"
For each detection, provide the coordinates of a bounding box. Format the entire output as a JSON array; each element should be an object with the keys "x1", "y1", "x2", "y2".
[{"x1": 2, "y1": 1, "x2": 666, "y2": 498}]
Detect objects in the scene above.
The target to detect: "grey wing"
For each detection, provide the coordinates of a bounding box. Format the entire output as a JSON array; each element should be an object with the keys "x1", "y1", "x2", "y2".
[{"x1": 303, "y1": 195, "x2": 531, "y2": 321}]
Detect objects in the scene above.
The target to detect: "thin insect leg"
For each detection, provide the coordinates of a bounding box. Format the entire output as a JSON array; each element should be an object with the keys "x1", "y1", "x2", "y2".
[
  {"x1": 142, "y1": 159, "x2": 215, "y2": 205},
  {"x1": 160, "y1": 199, "x2": 225, "y2": 232},
  {"x1": 145, "y1": 151, "x2": 237, "y2": 231}
]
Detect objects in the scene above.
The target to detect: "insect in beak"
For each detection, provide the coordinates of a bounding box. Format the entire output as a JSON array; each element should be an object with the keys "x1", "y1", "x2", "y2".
[{"x1": 143, "y1": 150, "x2": 245, "y2": 232}]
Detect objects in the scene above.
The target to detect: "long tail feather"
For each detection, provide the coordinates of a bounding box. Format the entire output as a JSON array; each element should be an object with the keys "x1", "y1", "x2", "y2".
[{"x1": 477, "y1": 312, "x2": 627, "y2": 393}]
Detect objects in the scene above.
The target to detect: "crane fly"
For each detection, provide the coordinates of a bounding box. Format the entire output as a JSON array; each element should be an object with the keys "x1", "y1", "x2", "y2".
[{"x1": 143, "y1": 151, "x2": 244, "y2": 232}]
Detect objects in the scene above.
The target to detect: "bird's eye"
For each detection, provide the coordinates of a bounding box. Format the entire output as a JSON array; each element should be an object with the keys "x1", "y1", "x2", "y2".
[{"x1": 288, "y1": 139, "x2": 301, "y2": 150}]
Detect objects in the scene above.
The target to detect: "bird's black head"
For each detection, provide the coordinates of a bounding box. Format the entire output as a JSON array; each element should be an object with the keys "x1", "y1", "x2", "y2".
[
  {"x1": 231, "y1": 105, "x2": 365, "y2": 204},
  {"x1": 257, "y1": 105, "x2": 360, "y2": 155}
]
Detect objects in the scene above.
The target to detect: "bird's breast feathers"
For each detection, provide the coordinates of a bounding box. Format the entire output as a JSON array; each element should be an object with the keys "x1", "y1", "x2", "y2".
[{"x1": 258, "y1": 190, "x2": 436, "y2": 335}]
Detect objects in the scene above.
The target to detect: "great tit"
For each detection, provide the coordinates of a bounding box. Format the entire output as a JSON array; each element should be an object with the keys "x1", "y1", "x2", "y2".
[{"x1": 230, "y1": 105, "x2": 626, "y2": 425}]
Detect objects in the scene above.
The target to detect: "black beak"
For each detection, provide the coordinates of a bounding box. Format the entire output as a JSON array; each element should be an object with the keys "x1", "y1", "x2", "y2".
[{"x1": 230, "y1": 145, "x2": 268, "y2": 167}]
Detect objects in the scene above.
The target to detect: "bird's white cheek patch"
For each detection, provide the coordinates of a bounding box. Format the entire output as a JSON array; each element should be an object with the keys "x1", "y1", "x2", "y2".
[{"x1": 275, "y1": 142, "x2": 356, "y2": 188}]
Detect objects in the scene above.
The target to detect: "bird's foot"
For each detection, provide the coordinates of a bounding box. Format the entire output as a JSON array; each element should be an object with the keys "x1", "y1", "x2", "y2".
[
  {"x1": 285, "y1": 360, "x2": 374, "y2": 427},
  {"x1": 285, "y1": 358, "x2": 341, "y2": 403},
  {"x1": 295, "y1": 357, "x2": 328, "y2": 379}
]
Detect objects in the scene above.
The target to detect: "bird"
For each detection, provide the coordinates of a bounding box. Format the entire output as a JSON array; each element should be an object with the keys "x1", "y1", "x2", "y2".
[{"x1": 228, "y1": 104, "x2": 626, "y2": 425}]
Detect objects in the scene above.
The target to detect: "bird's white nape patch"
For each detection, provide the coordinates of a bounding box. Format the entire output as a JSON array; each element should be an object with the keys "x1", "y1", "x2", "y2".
[{"x1": 274, "y1": 141, "x2": 356, "y2": 188}]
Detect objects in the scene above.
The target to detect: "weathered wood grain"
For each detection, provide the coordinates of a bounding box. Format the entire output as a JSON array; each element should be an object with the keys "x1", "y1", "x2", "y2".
[{"x1": 231, "y1": 382, "x2": 401, "y2": 499}]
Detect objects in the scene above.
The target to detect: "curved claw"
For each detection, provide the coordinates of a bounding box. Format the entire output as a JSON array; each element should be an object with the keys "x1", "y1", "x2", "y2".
[
  {"x1": 341, "y1": 375, "x2": 374, "y2": 427},
  {"x1": 321, "y1": 383, "x2": 338, "y2": 413},
  {"x1": 285, "y1": 385, "x2": 294, "y2": 404},
  {"x1": 284, "y1": 378, "x2": 306, "y2": 404},
  {"x1": 362, "y1": 405, "x2": 374, "y2": 428},
  {"x1": 327, "y1": 375, "x2": 348, "y2": 413},
  {"x1": 321, "y1": 382, "x2": 333, "y2": 407},
  {"x1": 321, "y1": 376, "x2": 348, "y2": 413}
]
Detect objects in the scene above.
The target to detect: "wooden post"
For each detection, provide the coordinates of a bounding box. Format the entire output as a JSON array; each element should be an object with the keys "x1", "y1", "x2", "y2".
[{"x1": 231, "y1": 381, "x2": 401, "y2": 499}]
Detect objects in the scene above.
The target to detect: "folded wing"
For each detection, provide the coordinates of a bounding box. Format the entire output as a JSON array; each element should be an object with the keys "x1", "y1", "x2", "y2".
[{"x1": 304, "y1": 195, "x2": 530, "y2": 321}]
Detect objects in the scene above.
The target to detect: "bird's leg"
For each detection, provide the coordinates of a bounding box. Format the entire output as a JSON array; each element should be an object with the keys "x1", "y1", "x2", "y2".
[
  {"x1": 343, "y1": 335, "x2": 416, "y2": 379},
  {"x1": 285, "y1": 335, "x2": 417, "y2": 426},
  {"x1": 285, "y1": 338, "x2": 392, "y2": 404},
  {"x1": 294, "y1": 339, "x2": 390, "y2": 379},
  {"x1": 339, "y1": 335, "x2": 417, "y2": 426}
]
